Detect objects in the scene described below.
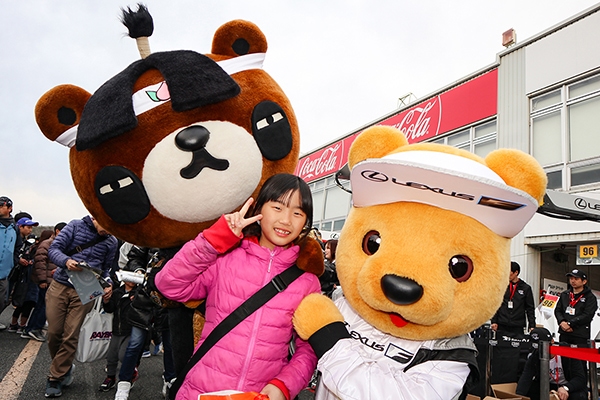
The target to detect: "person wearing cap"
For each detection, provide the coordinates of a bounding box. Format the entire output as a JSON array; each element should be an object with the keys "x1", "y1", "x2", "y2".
[
  {"x1": 516, "y1": 327, "x2": 587, "y2": 400},
  {"x1": 0, "y1": 196, "x2": 23, "y2": 330},
  {"x1": 491, "y1": 261, "x2": 536, "y2": 335},
  {"x1": 6, "y1": 217, "x2": 41, "y2": 334},
  {"x1": 554, "y1": 268, "x2": 597, "y2": 387},
  {"x1": 489, "y1": 261, "x2": 536, "y2": 383},
  {"x1": 554, "y1": 269, "x2": 597, "y2": 346},
  {"x1": 0, "y1": 196, "x2": 24, "y2": 331},
  {"x1": 14, "y1": 217, "x2": 39, "y2": 269}
]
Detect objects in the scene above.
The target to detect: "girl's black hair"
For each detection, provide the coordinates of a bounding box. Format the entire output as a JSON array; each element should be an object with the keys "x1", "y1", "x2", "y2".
[{"x1": 244, "y1": 173, "x2": 313, "y2": 243}]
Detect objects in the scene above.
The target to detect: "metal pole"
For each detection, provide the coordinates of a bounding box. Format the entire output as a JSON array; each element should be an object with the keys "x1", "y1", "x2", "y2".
[
  {"x1": 589, "y1": 338, "x2": 598, "y2": 397},
  {"x1": 540, "y1": 340, "x2": 550, "y2": 397},
  {"x1": 485, "y1": 326, "x2": 494, "y2": 397}
]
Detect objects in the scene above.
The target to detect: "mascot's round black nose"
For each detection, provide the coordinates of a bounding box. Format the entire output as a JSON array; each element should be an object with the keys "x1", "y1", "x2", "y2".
[
  {"x1": 381, "y1": 274, "x2": 423, "y2": 305},
  {"x1": 175, "y1": 125, "x2": 210, "y2": 151}
]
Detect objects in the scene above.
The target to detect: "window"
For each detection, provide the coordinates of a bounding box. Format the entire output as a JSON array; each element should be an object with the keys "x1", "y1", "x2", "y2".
[
  {"x1": 429, "y1": 119, "x2": 497, "y2": 158},
  {"x1": 530, "y1": 73, "x2": 600, "y2": 190},
  {"x1": 310, "y1": 178, "x2": 351, "y2": 234}
]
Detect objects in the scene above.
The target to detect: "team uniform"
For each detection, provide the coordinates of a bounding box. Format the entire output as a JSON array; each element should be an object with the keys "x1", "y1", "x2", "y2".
[{"x1": 313, "y1": 297, "x2": 478, "y2": 400}]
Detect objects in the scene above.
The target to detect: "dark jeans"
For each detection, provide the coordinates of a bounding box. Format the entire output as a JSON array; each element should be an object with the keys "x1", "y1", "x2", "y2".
[
  {"x1": 161, "y1": 327, "x2": 176, "y2": 381},
  {"x1": 26, "y1": 287, "x2": 47, "y2": 332},
  {"x1": 168, "y1": 306, "x2": 195, "y2": 375},
  {"x1": 119, "y1": 326, "x2": 147, "y2": 382},
  {"x1": 12, "y1": 300, "x2": 35, "y2": 323}
]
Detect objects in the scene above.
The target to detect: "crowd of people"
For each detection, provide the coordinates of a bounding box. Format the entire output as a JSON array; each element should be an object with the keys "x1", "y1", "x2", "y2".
[
  {"x1": 0, "y1": 197, "x2": 180, "y2": 399},
  {"x1": 0, "y1": 175, "x2": 343, "y2": 400},
  {"x1": 6, "y1": 173, "x2": 595, "y2": 400}
]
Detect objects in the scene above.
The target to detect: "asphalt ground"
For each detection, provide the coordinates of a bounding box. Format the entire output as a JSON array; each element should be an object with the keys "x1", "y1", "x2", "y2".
[{"x1": 0, "y1": 306, "x2": 316, "y2": 400}]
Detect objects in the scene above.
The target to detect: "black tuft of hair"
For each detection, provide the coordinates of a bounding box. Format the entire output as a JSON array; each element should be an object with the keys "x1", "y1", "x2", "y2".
[{"x1": 120, "y1": 3, "x2": 154, "y2": 38}]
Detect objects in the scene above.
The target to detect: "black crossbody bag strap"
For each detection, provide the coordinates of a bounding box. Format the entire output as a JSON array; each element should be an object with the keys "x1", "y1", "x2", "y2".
[
  {"x1": 65, "y1": 235, "x2": 108, "y2": 256},
  {"x1": 169, "y1": 264, "x2": 304, "y2": 400}
]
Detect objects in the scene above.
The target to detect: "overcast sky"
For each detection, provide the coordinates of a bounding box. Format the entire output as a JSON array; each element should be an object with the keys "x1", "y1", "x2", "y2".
[{"x1": 1, "y1": 0, "x2": 599, "y2": 226}]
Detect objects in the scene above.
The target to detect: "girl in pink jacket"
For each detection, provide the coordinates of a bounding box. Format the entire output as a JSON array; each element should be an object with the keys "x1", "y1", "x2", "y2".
[{"x1": 156, "y1": 173, "x2": 322, "y2": 400}]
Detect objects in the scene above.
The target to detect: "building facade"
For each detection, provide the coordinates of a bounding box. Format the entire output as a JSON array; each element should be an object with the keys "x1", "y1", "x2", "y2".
[{"x1": 295, "y1": 4, "x2": 600, "y2": 312}]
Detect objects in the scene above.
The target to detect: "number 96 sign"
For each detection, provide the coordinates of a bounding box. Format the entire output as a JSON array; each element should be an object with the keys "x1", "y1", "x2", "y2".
[
  {"x1": 541, "y1": 294, "x2": 558, "y2": 309},
  {"x1": 577, "y1": 244, "x2": 600, "y2": 265}
]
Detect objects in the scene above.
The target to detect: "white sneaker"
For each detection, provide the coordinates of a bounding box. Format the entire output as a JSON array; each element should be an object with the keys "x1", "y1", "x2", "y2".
[
  {"x1": 115, "y1": 381, "x2": 131, "y2": 400},
  {"x1": 162, "y1": 376, "x2": 176, "y2": 398},
  {"x1": 0, "y1": 323, "x2": 6, "y2": 330}
]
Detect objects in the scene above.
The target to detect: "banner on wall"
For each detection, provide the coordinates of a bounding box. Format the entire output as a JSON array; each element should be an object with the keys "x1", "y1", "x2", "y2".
[
  {"x1": 296, "y1": 69, "x2": 498, "y2": 183},
  {"x1": 543, "y1": 278, "x2": 568, "y2": 297}
]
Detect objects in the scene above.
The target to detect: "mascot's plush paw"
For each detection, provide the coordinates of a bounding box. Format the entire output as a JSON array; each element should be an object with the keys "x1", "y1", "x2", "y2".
[{"x1": 293, "y1": 293, "x2": 343, "y2": 340}]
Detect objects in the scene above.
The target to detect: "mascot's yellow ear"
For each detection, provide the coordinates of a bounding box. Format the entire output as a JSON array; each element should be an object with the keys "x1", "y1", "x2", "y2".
[
  {"x1": 485, "y1": 149, "x2": 547, "y2": 206},
  {"x1": 348, "y1": 126, "x2": 408, "y2": 169}
]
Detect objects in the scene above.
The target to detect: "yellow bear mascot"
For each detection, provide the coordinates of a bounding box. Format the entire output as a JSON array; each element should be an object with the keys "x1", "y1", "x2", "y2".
[{"x1": 293, "y1": 126, "x2": 547, "y2": 399}]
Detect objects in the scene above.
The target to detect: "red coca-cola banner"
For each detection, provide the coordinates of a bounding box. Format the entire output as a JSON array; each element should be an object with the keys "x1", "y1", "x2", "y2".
[{"x1": 296, "y1": 69, "x2": 497, "y2": 182}]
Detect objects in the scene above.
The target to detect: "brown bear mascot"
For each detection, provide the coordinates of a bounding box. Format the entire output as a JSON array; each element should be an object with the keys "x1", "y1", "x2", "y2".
[{"x1": 35, "y1": 3, "x2": 323, "y2": 382}]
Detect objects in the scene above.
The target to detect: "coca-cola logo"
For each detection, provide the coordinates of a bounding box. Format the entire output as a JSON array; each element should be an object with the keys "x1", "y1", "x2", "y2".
[
  {"x1": 394, "y1": 96, "x2": 442, "y2": 142},
  {"x1": 298, "y1": 144, "x2": 341, "y2": 179}
]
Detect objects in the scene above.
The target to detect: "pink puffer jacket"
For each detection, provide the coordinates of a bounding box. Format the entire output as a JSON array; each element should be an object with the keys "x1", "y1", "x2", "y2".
[{"x1": 156, "y1": 216, "x2": 321, "y2": 400}]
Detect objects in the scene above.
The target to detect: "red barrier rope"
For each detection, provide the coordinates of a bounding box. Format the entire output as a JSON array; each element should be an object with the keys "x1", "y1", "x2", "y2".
[{"x1": 549, "y1": 344, "x2": 600, "y2": 363}]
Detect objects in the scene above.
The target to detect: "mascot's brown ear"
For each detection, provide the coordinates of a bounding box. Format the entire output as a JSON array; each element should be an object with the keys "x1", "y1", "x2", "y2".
[
  {"x1": 35, "y1": 84, "x2": 91, "y2": 142},
  {"x1": 296, "y1": 236, "x2": 325, "y2": 276},
  {"x1": 211, "y1": 19, "x2": 268, "y2": 57}
]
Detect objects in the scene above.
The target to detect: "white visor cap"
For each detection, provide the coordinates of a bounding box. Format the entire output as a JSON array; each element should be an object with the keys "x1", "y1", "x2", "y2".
[{"x1": 350, "y1": 150, "x2": 538, "y2": 238}]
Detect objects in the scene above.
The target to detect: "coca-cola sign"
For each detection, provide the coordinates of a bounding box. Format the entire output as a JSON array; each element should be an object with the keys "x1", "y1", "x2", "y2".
[
  {"x1": 295, "y1": 136, "x2": 355, "y2": 181},
  {"x1": 393, "y1": 96, "x2": 442, "y2": 142},
  {"x1": 381, "y1": 69, "x2": 497, "y2": 143},
  {"x1": 297, "y1": 68, "x2": 497, "y2": 182}
]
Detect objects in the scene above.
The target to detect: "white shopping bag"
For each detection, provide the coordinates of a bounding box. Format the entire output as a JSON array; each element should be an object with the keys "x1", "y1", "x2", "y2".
[{"x1": 76, "y1": 297, "x2": 113, "y2": 363}]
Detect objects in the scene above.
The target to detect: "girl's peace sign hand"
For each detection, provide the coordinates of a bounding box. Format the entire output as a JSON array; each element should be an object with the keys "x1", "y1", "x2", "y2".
[{"x1": 225, "y1": 197, "x2": 262, "y2": 236}]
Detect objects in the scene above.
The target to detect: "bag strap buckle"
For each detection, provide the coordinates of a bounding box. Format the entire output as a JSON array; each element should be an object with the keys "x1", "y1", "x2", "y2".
[{"x1": 271, "y1": 275, "x2": 287, "y2": 292}]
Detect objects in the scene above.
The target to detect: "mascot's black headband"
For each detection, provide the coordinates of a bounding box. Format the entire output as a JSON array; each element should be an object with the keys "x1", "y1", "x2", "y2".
[{"x1": 68, "y1": 51, "x2": 265, "y2": 151}]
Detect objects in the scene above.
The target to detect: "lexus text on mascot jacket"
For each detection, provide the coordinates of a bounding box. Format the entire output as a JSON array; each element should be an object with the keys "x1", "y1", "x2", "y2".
[
  {"x1": 49, "y1": 216, "x2": 116, "y2": 288},
  {"x1": 555, "y1": 285, "x2": 598, "y2": 341},
  {"x1": 312, "y1": 297, "x2": 477, "y2": 400},
  {"x1": 156, "y1": 216, "x2": 320, "y2": 400},
  {"x1": 491, "y1": 279, "x2": 535, "y2": 332}
]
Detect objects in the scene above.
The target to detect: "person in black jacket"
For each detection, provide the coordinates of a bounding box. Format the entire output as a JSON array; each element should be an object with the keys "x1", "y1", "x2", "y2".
[
  {"x1": 113, "y1": 244, "x2": 161, "y2": 400},
  {"x1": 319, "y1": 239, "x2": 339, "y2": 298},
  {"x1": 554, "y1": 268, "x2": 597, "y2": 384},
  {"x1": 555, "y1": 269, "x2": 598, "y2": 346},
  {"x1": 490, "y1": 261, "x2": 536, "y2": 384},
  {"x1": 516, "y1": 328, "x2": 587, "y2": 400},
  {"x1": 99, "y1": 278, "x2": 138, "y2": 391},
  {"x1": 491, "y1": 261, "x2": 536, "y2": 335}
]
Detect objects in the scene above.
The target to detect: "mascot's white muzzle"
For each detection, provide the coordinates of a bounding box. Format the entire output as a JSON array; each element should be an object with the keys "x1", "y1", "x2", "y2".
[{"x1": 143, "y1": 121, "x2": 263, "y2": 223}]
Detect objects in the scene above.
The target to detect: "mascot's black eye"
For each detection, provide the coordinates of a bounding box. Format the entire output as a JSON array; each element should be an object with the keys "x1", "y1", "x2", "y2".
[
  {"x1": 252, "y1": 101, "x2": 293, "y2": 161},
  {"x1": 362, "y1": 231, "x2": 381, "y2": 255},
  {"x1": 448, "y1": 255, "x2": 473, "y2": 282}
]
